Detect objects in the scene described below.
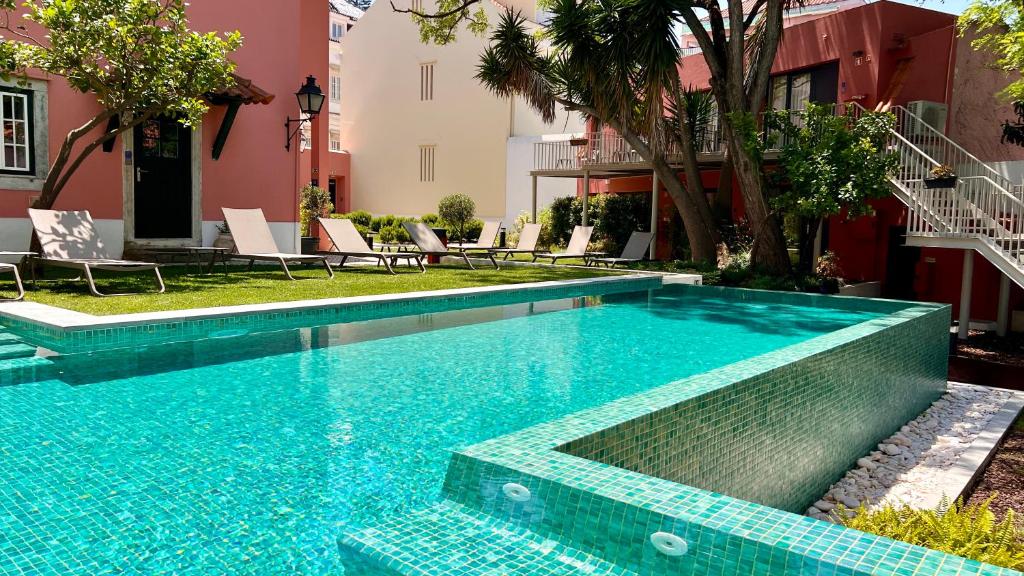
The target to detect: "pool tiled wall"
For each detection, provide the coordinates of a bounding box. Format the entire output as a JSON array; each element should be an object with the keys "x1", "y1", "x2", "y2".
[{"x1": 557, "y1": 290, "x2": 950, "y2": 513}]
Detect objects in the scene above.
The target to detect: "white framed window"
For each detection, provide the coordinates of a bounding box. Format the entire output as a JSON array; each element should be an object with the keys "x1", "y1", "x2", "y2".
[
  {"x1": 420, "y1": 62, "x2": 434, "y2": 101},
  {"x1": 330, "y1": 75, "x2": 341, "y2": 104},
  {"x1": 331, "y1": 21, "x2": 346, "y2": 40},
  {"x1": 0, "y1": 90, "x2": 31, "y2": 173},
  {"x1": 329, "y1": 132, "x2": 342, "y2": 152},
  {"x1": 419, "y1": 145, "x2": 435, "y2": 183}
]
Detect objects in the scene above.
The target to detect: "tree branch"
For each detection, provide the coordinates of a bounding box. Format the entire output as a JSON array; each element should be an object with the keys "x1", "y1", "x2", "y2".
[{"x1": 390, "y1": 0, "x2": 481, "y2": 19}]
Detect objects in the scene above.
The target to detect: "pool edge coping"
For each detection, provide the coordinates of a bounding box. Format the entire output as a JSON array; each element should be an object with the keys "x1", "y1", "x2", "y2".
[{"x1": 0, "y1": 272, "x2": 698, "y2": 331}]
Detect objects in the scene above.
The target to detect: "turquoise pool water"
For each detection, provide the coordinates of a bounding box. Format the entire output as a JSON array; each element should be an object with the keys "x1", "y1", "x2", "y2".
[{"x1": 0, "y1": 286, "x2": 882, "y2": 575}]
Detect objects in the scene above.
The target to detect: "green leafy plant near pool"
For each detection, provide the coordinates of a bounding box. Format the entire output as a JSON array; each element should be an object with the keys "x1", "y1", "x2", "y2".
[{"x1": 840, "y1": 497, "x2": 1024, "y2": 570}]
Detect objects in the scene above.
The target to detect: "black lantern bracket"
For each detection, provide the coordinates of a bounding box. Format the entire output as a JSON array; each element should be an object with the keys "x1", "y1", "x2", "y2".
[{"x1": 285, "y1": 75, "x2": 326, "y2": 151}]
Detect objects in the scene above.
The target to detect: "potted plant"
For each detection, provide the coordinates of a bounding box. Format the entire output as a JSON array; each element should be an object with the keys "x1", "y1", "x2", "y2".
[
  {"x1": 213, "y1": 219, "x2": 234, "y2": 250},
  {"x1": 299, "y1": 184, "x2": 334, "y2": 255},
  {"x1": 816, "y1": 250, "x2": 843, "y2": 294},
  {"x1": 569, "y1": 136, "x2": 589, "y2": 147},
  {"x1": 924, "y1": 164, "x2": 957, "y2": 189}
]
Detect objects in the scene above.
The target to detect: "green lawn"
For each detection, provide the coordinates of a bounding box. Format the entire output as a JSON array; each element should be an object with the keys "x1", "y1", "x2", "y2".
[{"x1": 5, "y1": 262, "x2": 621, "y2": 316}]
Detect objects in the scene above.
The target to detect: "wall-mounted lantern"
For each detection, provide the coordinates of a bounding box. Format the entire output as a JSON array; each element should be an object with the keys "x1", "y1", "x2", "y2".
[{"x1": 285, "y1": 75, "x2": 326, "y2": 151}]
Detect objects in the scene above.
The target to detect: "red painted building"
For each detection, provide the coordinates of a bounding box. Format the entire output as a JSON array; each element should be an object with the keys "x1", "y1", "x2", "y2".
[{"x1": 577, "y1": 0, "x2": 1023, "y2": 331}]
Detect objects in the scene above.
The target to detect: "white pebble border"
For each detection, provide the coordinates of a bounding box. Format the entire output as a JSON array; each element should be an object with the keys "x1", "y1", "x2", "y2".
[{"x1": 807, "y1": 383, "x2": 1021, "y2": 522}]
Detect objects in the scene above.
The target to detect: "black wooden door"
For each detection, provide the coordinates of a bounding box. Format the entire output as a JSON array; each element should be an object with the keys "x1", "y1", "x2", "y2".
[{"x1": 133, "y1": 117, "x2": 192, "y2": 239}]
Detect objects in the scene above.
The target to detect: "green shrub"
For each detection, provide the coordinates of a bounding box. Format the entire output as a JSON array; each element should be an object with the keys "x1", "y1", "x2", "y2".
[
  {"x1": 840, "y1": 497, "x2": 1024, "y2": 570},
  {"x1": 438, "y1": 194, "x2": 476, "y2": 242},
  {"x1": 329, "y1": 212, "x2": 370, "y2": 237},
  {"x1": 377, "y1": 225, "x2": 397, "y2": 244},
  {"x1": 370, "y1": 214, "x2": 397, "y2": 232},
  {"x1": 547, "y1": 196, "x2": 576, "y2": 246},
  {"x1": 543, "y1": 193, "x2": 650, "y2": 253},
  {"x1": 446, "y1": 218, "x2": 483, "y2": 242},
  {"x1": 421, "y1": 213, "x2": 441, "y2": 227},
  {"x1": 335, "y1": 210, "x2": 372, "y2": 229}
]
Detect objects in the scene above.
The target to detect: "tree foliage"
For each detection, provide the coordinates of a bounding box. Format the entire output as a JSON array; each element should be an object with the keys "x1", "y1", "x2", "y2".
[
  {"x1": 961, "y1": 0, "x2": 1024, "y2": 101},
  {"x1": 763, "y1": 104, "x2": 897, "y2": 271},
  {"x1": 475, "y1": 5, "x2": 722, "y2": 264},
  {"x1": 437, "y1": 193, "x2": 476, "y2": 241},
  {"x1": 0, "y1": 0, "x2": 241, "y2": 210}
]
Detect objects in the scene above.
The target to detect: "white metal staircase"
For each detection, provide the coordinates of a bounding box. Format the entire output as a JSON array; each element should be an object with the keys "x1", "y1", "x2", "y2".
[{"x1": 860, "y1": 103, "x2": 1024, "y2": 289}]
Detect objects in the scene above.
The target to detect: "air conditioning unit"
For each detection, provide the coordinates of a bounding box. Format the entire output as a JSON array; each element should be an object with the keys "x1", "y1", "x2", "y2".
[{"x1": 906, "y1": 100, "x2": 948, "y2": 136}]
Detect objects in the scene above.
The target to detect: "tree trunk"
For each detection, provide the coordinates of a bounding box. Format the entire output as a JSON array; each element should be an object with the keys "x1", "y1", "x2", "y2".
[
  {"x1": 713, "y1": 153, "x2": 734, "y2": 223},
  {"x1": 652, "y1": 155, "x2": 718, "y2": 264},
  {"x1": 721, "y1": 121, "x2": 791, "y2": 274}
]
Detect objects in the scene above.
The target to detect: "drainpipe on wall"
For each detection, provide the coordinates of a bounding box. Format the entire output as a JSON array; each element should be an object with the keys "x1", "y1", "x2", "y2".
[{"x1": 943, "y1": 24, "x2": 957, "y2": 134}]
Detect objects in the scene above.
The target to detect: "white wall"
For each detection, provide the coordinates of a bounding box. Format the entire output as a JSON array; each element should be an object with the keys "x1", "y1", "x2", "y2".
[
  {"x1": 505, "y1": 135, "x2": 578, "y2": 226},
  {"x1": 339, "y1": 0, "x2": 584, "y2": 220},
  {"x1": 988, "y1": 161, "x2": 1024, "y2": 188}
]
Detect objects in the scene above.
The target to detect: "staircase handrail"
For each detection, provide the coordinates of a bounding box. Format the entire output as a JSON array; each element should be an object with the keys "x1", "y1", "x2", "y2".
[{"x1": 889, "y1": 104, "x2": 1013, "y2": 191}]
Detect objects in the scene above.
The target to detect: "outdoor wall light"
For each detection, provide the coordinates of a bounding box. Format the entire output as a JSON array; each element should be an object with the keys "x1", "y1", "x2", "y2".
[{"x1": 285, "y1": 75, "x2": 326, "y2": 151}]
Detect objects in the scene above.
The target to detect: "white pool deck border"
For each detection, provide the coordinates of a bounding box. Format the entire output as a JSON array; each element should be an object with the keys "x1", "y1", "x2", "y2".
[
  {"x1": 0, "y1": 271, "x2": 702, "y2": 332},
  {"x1": 944, "y1": 383, "x2": 1024, "y2": 509}
]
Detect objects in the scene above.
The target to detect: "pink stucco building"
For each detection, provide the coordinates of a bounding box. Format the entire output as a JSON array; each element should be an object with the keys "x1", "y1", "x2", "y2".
[{"x1": 0, "y1": 0, "x2": 330, "y2": 256}]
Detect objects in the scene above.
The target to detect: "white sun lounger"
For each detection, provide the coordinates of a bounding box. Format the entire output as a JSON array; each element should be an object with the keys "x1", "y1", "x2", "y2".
[
  {"x1": 489, "y1": 223, "x2": 541, "y2": 260},
  {"x1": 402, "y1": 222, "x2": 498, "y2": 269},
  {"x1": 587, "y1": 231, "x2": 654, "y2": 268},
  {"x1": 222, "y1": 208, "x2": 333, "y2": 280},
  {"x1": 448, "y1": 220, "x2": 501, "y2": 251},
  {"x1": 532, "y1": 225, "x2": 594, "y2": 264},
  {"x1": 28, "y1": 208, "x2": 165, "y2": 297},
  {"x1": 318, "y1": 217, "x2": 425, "y2": 274}
]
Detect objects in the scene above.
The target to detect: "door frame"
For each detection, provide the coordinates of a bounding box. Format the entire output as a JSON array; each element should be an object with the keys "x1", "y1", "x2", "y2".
[{"x1": 122, "y1": 119, "x2": 203, "y2": 248}]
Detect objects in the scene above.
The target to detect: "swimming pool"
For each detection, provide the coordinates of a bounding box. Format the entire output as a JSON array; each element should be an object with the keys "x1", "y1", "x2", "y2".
[{"x1": 0, "y1": 280, "x2": 979, "y2": 574}]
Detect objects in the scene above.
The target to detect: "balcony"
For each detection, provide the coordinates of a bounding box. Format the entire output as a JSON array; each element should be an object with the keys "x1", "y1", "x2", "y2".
[{"x1": 531, "y1": 109, "x2": 823, "y2": 175}]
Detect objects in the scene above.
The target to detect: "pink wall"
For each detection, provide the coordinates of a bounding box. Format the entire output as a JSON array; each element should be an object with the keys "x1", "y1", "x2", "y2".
[{"x1": 0, "y1": 0, "x2": 329, "y2": 226}]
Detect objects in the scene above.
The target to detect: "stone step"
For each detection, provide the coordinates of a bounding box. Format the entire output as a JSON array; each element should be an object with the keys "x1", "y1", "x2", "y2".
[{"x1": 338, "y1": 502, "x2": 637, "y2": 576}]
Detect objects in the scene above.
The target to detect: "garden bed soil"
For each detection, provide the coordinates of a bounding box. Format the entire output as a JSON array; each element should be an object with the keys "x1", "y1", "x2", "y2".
[
  {"x1": 966, "y1": 419, "x2": 1024, "y2": 521},
  {"x1": 957, "y1": 331, "x2": 1024, "y2": 369}
]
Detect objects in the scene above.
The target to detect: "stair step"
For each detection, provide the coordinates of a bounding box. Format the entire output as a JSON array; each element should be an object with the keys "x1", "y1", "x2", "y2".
[
  {"x1": 0, "y1": 342, "x2": 37, "y2": 360},
  {"x1": 338, "y1": 502, "x2": 637, "y2": 576}
]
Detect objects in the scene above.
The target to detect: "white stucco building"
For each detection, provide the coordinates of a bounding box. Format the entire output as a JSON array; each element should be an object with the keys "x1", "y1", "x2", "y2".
[{"x1": 337, "y1": 0, "x2": 584, "y2": 223}]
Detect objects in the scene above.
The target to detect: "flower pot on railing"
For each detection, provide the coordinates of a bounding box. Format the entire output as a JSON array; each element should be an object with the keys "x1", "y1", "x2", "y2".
[
  {"x1": 923, "y1": 175, "x2": 958, "y2": 189},
  {"x1": 569, "y1": 137, "x2": 589, "y2": 147}
]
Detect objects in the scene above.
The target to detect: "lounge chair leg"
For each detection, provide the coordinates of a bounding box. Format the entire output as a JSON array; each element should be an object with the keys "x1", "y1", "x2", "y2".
[
  {"x1": 531, "y1": 255, "x2": 538, "y2": 263},
  {"x1": 82, "y1": 264, "x2": 105, "y2": 297},
  {"x1": 381, "y1": 256, "x2": 395, "y2": 275},
  {"x1": 277, "y1": 258, "x2": 296, "y2": 280},
  {"x1": 153, "y1": 267, "x2": 166, "y2": 293},
  {"x1": 1, "y1": 266, "x2": 25, "y2": 301},
  {"x1": 461, "y1": 252, "x2": 475, "y2": 270},
  {"x1": 339, "y1": 255, "x2": 349, "y2": 268},
  {"x1": 247, "y1": 258, "x2": 255, "y2": 272},
  {"x1": 417, "y1": 256, "x2": 426, "y2": 273},
  {"x1": 503, "y1": 252, "x2": 511, "y2": 261},
  {"x1": 487, "y1": 253, "x2": 499, "y2": 270},
  {"x1": 321, "y1": 257, "x2": 335, "y2": 278}
]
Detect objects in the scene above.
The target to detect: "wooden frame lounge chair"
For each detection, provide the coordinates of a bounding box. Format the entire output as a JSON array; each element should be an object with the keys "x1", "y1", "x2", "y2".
[
  {"x1": 402, "y1": 222, "x2": 499, "y2": 269},
  {"x1": 587, "y1": 231, "x2": 654, "y2": 268},
  {"x1": 0, "y1": 263, "x2": 24, "y2": 301},
  {"x1": 27, "y1": 208, "x2": 165, "y2": 297},
  {"x1": 448, "y1": 220, "x2": 501, "y2": 251},
  {"x1": 532, "y1": 225, "x2": 594, "y2": 264},
  {"x1": 222, "y1": 208, "x2": 334, "y2": 280},
  {"x1": 489, "y1": 223, "x2": 541, "y2": 261},
  {"x1": 318, "y1": 217, "x2": 425, "y2": 274}
]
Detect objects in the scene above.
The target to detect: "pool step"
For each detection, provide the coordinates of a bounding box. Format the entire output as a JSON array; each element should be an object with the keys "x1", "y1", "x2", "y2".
[
  {"x1": 0, "y1": 341, "x2": 38, "y2": 360},
  {"x1": 338, "y1": 501, "x2": 637, "y2": 575}
]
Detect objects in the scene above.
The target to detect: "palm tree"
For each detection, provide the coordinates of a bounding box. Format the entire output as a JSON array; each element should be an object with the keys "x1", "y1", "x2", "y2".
[{"x1": 477, "y1": 3, "x2": 721, "y2": 264}]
